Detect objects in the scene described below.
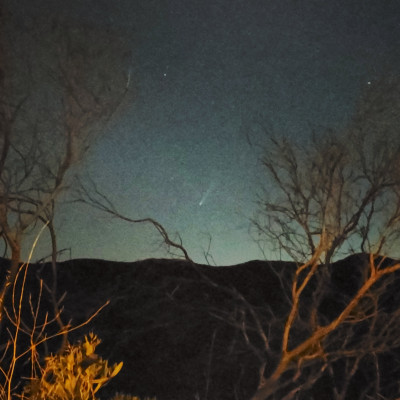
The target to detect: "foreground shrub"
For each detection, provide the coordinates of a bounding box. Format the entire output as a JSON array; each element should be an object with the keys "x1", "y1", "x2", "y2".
[{"x1": 23, "y1": 333, "x2": 122, "y2": 400}]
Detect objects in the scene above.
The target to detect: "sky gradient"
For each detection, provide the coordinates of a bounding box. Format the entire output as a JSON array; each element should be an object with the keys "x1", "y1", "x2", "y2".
[{"x1": 17, "y1": 0, "x2": 400, "y2": 265}]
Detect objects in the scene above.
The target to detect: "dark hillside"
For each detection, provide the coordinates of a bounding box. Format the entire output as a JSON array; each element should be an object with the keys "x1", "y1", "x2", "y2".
[
  {"x1": 54, "y1": 258, "x2": 297, "y2": 399},
  {"x1": 1, "y1": 254, "x2": 400, "y2": 399}
]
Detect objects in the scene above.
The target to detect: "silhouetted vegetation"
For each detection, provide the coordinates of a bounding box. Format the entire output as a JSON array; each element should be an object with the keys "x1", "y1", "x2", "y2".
[
  {"x1": 1, "y1": 0, "x2": 400, "y2": 398},
  {"x1": 249, "y1": 76, "x2": 400, "y2": 399}
]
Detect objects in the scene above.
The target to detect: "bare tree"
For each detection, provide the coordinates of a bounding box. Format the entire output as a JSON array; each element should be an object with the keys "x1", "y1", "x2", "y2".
[
  {"x1": 0, "y1": 5, "x2": 130, "y2": 322},
  {"x1": 73, "y1": 177, "x2": 193, "y2": 262},
  {"x1": 248, "y1": 77, "x2": 400, "y2": 399}
]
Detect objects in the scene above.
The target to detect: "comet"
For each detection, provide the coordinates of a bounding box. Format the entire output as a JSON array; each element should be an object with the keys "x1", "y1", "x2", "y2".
[{"x1": 199, "y1": 182, "x2": 215, "y2": 206}]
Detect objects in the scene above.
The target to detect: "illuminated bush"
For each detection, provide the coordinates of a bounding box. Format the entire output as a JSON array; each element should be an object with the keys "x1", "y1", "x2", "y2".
[{"x1": 23, "y1": 333, "x2": 122, "y2": 400}]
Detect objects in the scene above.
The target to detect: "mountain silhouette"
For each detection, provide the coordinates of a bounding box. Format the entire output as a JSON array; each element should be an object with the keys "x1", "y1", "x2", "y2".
[{"x1": 1, "y1": 254, "x2": 400, "y2": 399}]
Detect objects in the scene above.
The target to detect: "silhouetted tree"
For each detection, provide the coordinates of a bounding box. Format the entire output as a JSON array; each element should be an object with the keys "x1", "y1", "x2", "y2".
[
  {"x1": 248, "y1": 77, "x2": 400, "y2": 399},
  {"x1": 0, "y1": 4, "x2": 130, "y2": 322},
  {"x1": 74, "y1": 177, "x2": 193, "y2": 262}
]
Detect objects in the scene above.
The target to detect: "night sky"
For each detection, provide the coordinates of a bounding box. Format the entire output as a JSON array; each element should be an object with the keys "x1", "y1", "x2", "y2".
[{"x1": 17, "y1": 0, "x2": 400, "y2": 265}]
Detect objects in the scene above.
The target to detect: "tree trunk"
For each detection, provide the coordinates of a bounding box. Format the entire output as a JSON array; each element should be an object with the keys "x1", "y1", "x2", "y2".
[
  {"x1": 0, "y1": 243, "x2": 21, "y2": 324},
  {"x1": 251, "y1": 376, "x2": 279, "y2": 400}
]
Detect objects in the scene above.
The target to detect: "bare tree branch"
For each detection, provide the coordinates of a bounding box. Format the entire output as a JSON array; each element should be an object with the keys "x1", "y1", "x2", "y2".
[
  {"x1": 248, "y1": 77, "x2": 400, "y2": 399},
  {"x1": 73, "y1": 177, "x2": 193, "y2": 262},
  {"x1": 0, "y1": 8, "x2": 130, "y2": 323}
]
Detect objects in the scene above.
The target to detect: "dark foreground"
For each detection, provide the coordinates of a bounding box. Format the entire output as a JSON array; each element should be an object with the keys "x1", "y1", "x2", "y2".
[{"x1": 1, "y1": 254, "x2": 400, "y2": 399}]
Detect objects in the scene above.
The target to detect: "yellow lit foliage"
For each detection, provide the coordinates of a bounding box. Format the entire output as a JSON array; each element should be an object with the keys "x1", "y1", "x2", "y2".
[{"x1": 23, "y1": 333, "x2": 123, "y2": 400}]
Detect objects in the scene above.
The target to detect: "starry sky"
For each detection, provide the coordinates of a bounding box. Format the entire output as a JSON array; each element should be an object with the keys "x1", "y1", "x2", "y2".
[{"x1": 17, "y1": 0, "x2": 400, "y2": 265}]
